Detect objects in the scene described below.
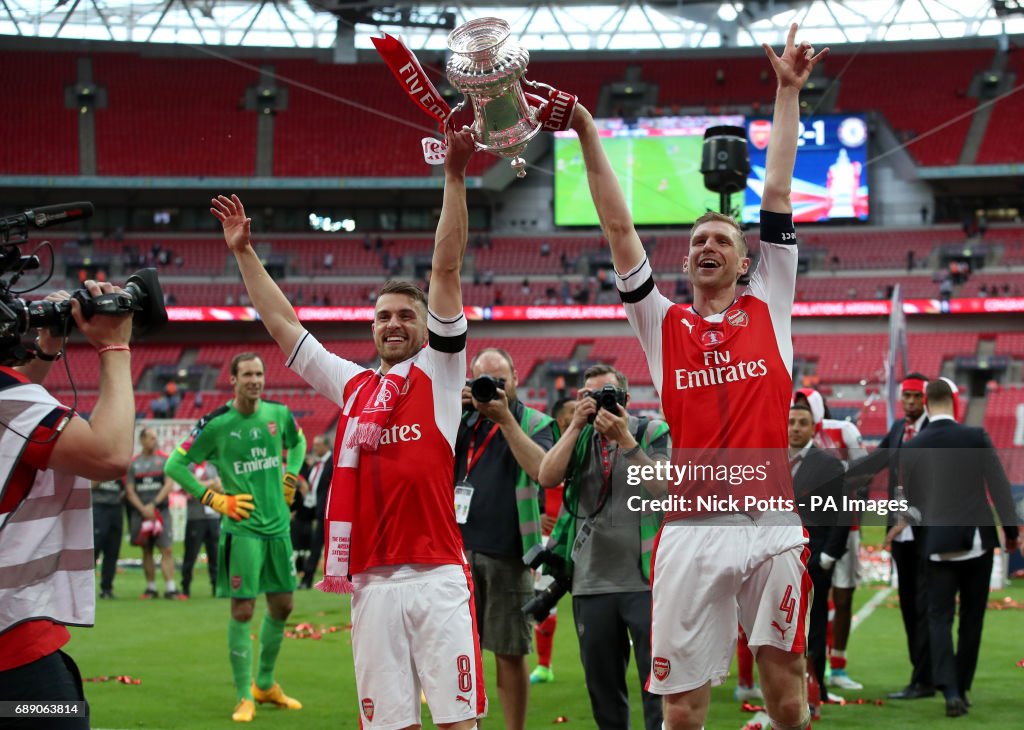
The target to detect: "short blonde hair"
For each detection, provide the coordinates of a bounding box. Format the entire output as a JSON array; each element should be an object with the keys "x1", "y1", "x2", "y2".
[{"x1": 690, "y1": 211, "x2": 748, "y2": 258}]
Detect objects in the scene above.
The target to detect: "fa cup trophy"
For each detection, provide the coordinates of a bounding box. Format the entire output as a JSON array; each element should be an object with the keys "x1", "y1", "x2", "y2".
[{"x1": 446, "y1": 18, "x2": 576, "y2": 177}]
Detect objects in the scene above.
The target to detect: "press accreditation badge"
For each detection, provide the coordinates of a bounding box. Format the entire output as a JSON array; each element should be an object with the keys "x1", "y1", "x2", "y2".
[
  {"x1": 454, "y1": 481, "x2": 475, "y2": 524},
  {"x1": 571, "y1": 519, "x2": 594, "y2": 562}
]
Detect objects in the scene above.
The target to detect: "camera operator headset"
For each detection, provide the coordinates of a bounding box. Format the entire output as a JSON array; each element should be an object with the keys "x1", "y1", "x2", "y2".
[
  {"x1": 535, "y1": 364, "x2": 671, "y2": 730},
  {"x1": 0, "y1": 202, "x2": 165, "y2": 728}
]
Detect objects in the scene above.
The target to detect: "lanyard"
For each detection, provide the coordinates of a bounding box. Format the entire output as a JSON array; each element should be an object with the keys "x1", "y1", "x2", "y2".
[{"x1": 465, "y1": 421, "x2": 500, "y2": 476}]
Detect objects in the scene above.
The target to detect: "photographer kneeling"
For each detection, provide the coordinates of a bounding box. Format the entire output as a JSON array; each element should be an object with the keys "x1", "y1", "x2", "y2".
[
  {"x1": 0, "y1": 280, "x2": 138, "y2": 729},
  {"x1": 536, "y1": 364, "x2": 670, "y2": 730}
]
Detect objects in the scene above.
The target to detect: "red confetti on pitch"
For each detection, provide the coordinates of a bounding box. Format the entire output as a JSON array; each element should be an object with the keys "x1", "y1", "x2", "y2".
[
  {"x1": 554, "y1": 716, "x2": 569, "y2": 723},
  {"x1": 286, "y1": 622, "x2": 345, "y2": 640},
  {"x1": 1017, "y1": 658, "x2": 1024, "y2": 668},
  {"x1": 741, "y1": 702, "x2": 766, "y2": 713},
  {"x1": 84, "y1": 675, "x2": 141, "y2": 685}
]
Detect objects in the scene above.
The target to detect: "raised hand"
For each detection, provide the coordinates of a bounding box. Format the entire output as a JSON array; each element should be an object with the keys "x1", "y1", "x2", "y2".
[
  {"x1": 444, "y1": 126, "x2": 476, "y2": 177},
  {"x1": 210, "y1": 194, "x2": 252, "y2": 254},
  {"x1": 763, "y1": 22, "x2": 829, "y2": 91}
]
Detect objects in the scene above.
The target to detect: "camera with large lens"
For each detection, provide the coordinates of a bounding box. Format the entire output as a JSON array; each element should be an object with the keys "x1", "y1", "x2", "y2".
[
  {"x1": 469, "y1": 374, "x2": 506, "y2": 403},
  {"x1": 0, "y1": 201, "x2": 168, "y2": 365},
  {"x1": 521, "y1": 543, "x2": 571, "y2": 622},
  {"x1": 588, "y1": 383, "x2": 627, "y2": 422}
]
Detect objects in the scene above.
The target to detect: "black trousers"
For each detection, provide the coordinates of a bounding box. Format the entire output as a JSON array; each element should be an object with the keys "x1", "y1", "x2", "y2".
[
  {"x1": 891, "y1": 539, "x2": 932, "y2": 687},
  {"x1": 573, "y1": 591, "x2": 663, "y2": 730},
  {"x1": 181, "y1": 517, "x2": 219, "y2": 595},
  {"x1": 302, "y1": 517, "x2": 326, "y2": 583},
  {"x1": 806, "y1": 560, "x2": 833, "y2": 692},
  {"x1": 0, "y1": 650, "x2": 89, "y2": 729},
  {"x1": 927, "y1": 551, "x2": 993, "y2": 699},
  {"x1": 92, "y1": 504, "x2": 123, "y2": 593}
]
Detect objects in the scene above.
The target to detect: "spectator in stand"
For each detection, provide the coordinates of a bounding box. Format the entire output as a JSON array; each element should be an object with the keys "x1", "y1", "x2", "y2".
[
  {"x1": 540, "y1": 241, "x2": 551, "y2": 257},
  {"x1": 323, "y1": 252, "x2": 334, "y2": 270},
  {"x1": 92, "y1": 475, "x2": 126, "y2": 600}
]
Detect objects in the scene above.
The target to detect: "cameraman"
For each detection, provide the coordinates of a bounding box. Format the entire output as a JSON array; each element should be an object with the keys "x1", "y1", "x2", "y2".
[
  {"x1": 456, "y1": 347, "x2": 556, "y2": 730},
  {"x1": 0, "y1": 281, "x2": 135, "y2": 729},
  {"x1": 537, "y1": 364, "x2": 670, "y2": 730}
]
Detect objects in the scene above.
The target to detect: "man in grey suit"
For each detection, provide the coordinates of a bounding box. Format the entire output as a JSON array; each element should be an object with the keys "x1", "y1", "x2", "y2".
[{"x1": 900, "y1": 379, "x2": 1019, "y2": 717}]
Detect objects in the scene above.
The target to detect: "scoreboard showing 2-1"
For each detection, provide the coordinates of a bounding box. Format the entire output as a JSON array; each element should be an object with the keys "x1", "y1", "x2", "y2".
[{"x1": 742, "y1": 113, "x2": 870, "y2": 224}]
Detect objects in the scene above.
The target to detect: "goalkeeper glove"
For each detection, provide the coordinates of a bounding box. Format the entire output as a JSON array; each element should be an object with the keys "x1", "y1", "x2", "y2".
[
  {"x1": 283, "y1": 473, "x2": 299, "y2": 506},
  {"x1": 201, "y1": 489, "x2": 253, "y2": 521}
]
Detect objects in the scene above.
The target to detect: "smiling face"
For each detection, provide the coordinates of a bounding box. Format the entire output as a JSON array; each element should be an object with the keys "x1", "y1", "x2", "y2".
[
  {"x1": 684, "y1": 219, "x2": 750, "y2": 292},
  {"x1": 231, "y1": 356, "x2": 265, "y2": 406},
  {"x1": 373, "y1": 292, "x2": 427, "y2": 367}
]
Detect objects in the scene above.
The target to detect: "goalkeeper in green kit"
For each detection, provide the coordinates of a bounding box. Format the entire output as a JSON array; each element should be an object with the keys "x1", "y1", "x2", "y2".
[{"x1": 165, "y1": 351, "x2": 307, "y2": 723}]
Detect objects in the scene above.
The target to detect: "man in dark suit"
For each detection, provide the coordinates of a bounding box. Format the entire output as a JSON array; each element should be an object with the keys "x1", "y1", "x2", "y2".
[
  {"x1": 846, "y1": 372, "x2": 932, "y2": 699},
  {"x1": 900, "y1": 379, "x2": 1019, "y2": 717},
  {"x1": 789, "y1": 404, "x2": 850, "y2": 699},
  {"x1": 298, "y1": 435, "x2": 333, "y2": 589}
]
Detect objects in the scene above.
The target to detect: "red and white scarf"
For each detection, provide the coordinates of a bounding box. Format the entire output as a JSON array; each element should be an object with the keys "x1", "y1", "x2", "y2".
[{"x1": 316, "y1": 358, "x2": 413, "y2": 594}]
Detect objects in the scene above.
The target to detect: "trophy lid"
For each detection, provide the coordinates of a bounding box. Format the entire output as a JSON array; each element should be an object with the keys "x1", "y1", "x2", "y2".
[{"x1": 447, "y1": 17, "x2": 511, "y2": 57}]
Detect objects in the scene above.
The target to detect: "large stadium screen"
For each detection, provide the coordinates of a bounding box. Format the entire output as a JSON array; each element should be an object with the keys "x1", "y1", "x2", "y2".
[
  {"x1": 554, "y1": 115, "x2": 745, "y2": 227},
  {"x1": 743, "y1": 113, "x2": 870, "y2": 224}
]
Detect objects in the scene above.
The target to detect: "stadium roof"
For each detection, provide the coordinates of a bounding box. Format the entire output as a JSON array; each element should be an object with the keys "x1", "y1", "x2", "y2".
[{"x1": 2, "y1": 0, "x2": 1022, "y2": 52}]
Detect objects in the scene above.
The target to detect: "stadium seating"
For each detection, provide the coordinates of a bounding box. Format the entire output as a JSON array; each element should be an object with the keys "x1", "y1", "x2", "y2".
[
  {"x1": 0, "y1": 51, "x2": 79, "y2": 175},
  {"x1": 976, "y1": 47, "x2": 1024, "y2": 165},
  {"x1": 271, "y1": 59, "x2": 495, "y2": 178},
  {"x1": 92, "y1": 54, "x2": 258, "y2": 176},
  {"x1": 982, "y1": 385, "x2": 1024, "y2": 483},
  {"x1": 827, "y1": 49, "x2": 993, "y2": 166}
]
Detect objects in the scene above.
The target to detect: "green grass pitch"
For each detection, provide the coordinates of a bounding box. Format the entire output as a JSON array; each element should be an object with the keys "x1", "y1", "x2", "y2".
[
  {"x1": 554, "y1": 136, "x2": 742, "y2": 227},
  {"x1": 72, "y1": 528, "x2": 1024, "y2": 728}
]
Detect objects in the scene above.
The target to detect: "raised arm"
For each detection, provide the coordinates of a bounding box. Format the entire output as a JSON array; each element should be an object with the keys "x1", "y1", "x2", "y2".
[
  {"x1": 570, "y1": 105, "x2": 645, "y2": 274},
  {"x1": 429, "y1": 128, "x2": 475, "y2": 320},
  {"x1": 212, "y1": 194, "x2": 303, "y2": 356},
  {"x1": 761, "y1": 23, "x2": 829, "y2": 214}
]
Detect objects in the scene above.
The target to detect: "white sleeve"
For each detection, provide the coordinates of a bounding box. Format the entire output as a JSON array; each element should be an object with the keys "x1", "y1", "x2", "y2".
[
  {"x1": 745, "y1": 210, "x2": 797, "y2": 373},
  {"x1": 416, "y1": 309, "x2": 468, "y2": 451},
  {"x1": 841, "y1": 421, "x2": 868, "y2": 462},
  {"x1": 615, "y1": 256, "x2": 672, "y2": 394},
  {"x1": 285, "y1": 330, "x2": 367, "y2": 407}
]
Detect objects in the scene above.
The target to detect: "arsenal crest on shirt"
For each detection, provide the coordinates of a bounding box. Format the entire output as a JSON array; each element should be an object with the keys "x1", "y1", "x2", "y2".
[
  {"x1": 361, "y1": 698, "x2": 375, "y2": 721},
  {"x1": 726, "y1": 309, "x2": 749, "y2": 328},
  {"x1": 267, "y1": 421, "x2": 277, "y2": 436}
]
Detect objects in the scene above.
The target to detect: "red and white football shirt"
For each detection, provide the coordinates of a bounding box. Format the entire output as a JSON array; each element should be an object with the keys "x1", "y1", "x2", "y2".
[
  {"x1": 617, "y1": 211, "x2": 798, "y2": 518},
  {"x1": 287, "y1": 311, "x2": 467, "y2": 574}
]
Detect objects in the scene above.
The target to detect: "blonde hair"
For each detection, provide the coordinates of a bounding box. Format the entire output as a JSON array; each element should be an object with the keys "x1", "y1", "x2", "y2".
[{"x1": 690, "y1": 211, "x2": 748, "y2": 258}]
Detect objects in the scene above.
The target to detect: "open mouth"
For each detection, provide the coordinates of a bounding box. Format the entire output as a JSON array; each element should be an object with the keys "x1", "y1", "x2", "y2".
[{"x1": 698, "y1": 258, "x2": 721, "y2": 270}]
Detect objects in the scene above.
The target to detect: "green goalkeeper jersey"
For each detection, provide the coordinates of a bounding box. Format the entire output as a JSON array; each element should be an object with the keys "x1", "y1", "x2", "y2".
[{"x1": 167, "y1": 399, "x2": 306, "y2": 538}]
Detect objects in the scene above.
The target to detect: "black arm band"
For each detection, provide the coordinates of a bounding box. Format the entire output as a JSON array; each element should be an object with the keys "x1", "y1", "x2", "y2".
[{"x1": 618, "y1": 275, "x2": 656, "y2": 304}]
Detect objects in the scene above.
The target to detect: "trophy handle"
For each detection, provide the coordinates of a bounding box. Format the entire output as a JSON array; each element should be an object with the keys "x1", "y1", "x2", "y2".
[
  {"x1": 444, "y1": 99, "x2": 467, "y2": 133},
  {"x1": 522, "y1": 78, "x2": 556, "y2": 96}
]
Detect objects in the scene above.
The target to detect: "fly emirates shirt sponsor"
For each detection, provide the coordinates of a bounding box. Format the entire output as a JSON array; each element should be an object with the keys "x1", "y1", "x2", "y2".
[
  {"x1": 616, "y1": 210, "x2": 798, "y2": 519},
  {"x1": 287, "y1": 312, "x2": 467, "y2": 574}
]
